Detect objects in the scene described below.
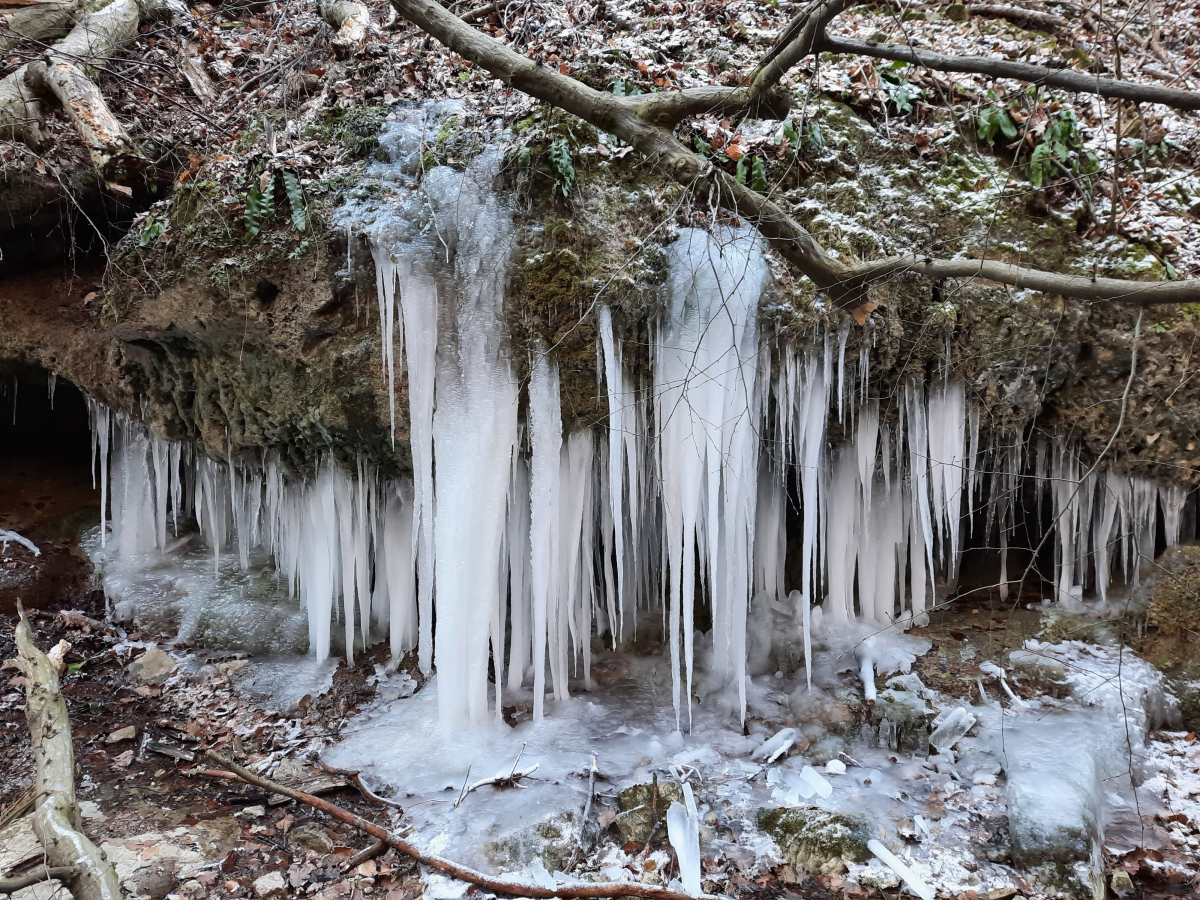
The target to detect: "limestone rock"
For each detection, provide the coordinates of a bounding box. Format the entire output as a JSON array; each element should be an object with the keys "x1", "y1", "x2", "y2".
[
  {"x1": 107, "y1": 725, "x2": 138, "y2": 743},
  {"x1": 288, "y1": 822, "x2": 334, "y2": 854},
  {"x1": 614, "y1": 781, "x2": 682, "y2": 843},
  {"x1": 1110, "y1": 869, "x2": 1135, "y2": 897},
  {"x1": 757, "y1": 807, "x2": 870, "y2": 875},
  {"x1": 253, "y1": 870, "x2": 288, "y2": 899},
  {"x1": 127, "y1": 647, "x2": 176, "y2": 685}
]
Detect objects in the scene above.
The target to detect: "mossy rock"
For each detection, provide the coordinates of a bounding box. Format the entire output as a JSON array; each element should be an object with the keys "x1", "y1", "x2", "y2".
[
  {"x1": 614, "y1": 781, "x2": 682, "y2": 843},
  {"x1": 756, "y1": 807, "x2": 870, "y2": 874},
  {"x1": 1141, "y1": 545, "x2": 1200, "y2": 637},
  {"x1": 484, "y1": 811, "x2": 580, "y2": 871}
]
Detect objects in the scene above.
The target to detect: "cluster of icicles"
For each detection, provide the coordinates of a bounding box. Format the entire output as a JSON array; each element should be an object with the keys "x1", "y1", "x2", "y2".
[{"x1": 90, "y1": 141, "x2": 1192, "y2": 730}]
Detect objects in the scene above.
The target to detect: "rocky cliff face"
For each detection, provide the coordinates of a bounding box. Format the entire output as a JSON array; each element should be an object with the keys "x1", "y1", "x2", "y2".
[{"x1": 2, "y1": 96, "x2": 1196, "y2": 487}]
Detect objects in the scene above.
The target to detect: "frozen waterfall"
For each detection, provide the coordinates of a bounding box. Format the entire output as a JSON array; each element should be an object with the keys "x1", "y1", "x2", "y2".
[{"x1": 86, "y1": 109, "x2": 1197, "y2": 732}]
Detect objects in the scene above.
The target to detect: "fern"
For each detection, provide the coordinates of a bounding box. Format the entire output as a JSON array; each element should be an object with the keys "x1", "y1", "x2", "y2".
[
  {"x1": 547, "y1": 137, "x2": 576, "y2": 197},
  {"x1": 751, "y1": 155, "x2": 768, "y2": 193},
  {"x1": 244, "y1": 173, "x2": 275, "y2": 238},
  {"x1": 282, "y1": 171, "x2": 307, "y2": 232}
]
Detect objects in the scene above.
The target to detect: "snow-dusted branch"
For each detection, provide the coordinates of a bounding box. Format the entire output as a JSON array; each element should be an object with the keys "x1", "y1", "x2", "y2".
[
  {"x1": 204, "y1": 750, "x2": 711, "y2": 900},
  {"x1": 822, "y1": 36, "x2": 1200, "y2": 111},
  {"x1": 387, "y1": 0, "x2": 1199, "y2": 313}
]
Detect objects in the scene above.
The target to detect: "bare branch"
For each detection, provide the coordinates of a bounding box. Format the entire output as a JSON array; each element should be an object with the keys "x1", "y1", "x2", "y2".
[
  {"x1": 387, "y1": 0, "x2": 1198, "y2": 312},
  {"x1": 747, "y1": 0, "x2": 853, "y2": 102},
  {"x1": 12, "y1": 603, "x2": 122, "y2": 900},
  {"x1": 821, "y1": 36, "x2": 1200, "y2": 111},
  {"x1": 623, "y1": 84, "x2": 790, "y2": 128},
  {"x1": 968, "y1": 4, "x2": 1068, "y2": 32},
  {"x1": 203, "y1": 750, "x2": 709, "y2": 900},
  {"x1": 839, "y1": 256, "x2": 1200, "y2": 306}
]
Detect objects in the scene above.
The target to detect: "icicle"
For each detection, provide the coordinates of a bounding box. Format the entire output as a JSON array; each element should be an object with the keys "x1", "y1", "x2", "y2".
[
  {"x1": 597, "y1": 304, "x2": 628, "y2": 642},
  {"x1": 655, "y1": 226, "x2": 768, "y2": 727},
  {"x1": 47, "y1": 372, "x2": 57, "y2": 409},
  {"x1": 529, "y1": 351, "x2": 563, "y2": 723},
  {"x1": 506, "y1": 454, "x2": 533, "y2": 690}
]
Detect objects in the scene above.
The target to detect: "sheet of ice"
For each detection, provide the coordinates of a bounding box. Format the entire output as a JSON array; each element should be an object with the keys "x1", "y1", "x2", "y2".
[{"x1": 231, "y1": 655, "x2": 339, "y2": 713}]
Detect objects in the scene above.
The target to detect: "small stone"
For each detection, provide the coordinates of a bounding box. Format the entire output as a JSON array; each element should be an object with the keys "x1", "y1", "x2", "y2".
[
  {"x1": 127, "y1": 648, "x2": 176, "y2": 685},
  {"x1": 253, "y1": 870, "x2": 288, "y2": 899},
  {"x1": 107, "y1": 725, "x2": 138, "y2": 744},
  {"x1": 237, "y1": 805, "x2": 267, "y2": 819},
  {"x1": 289, "y1": 822, "x2": 335, "y2": 854},
  {"x1": 982, "y1": 889, "x2": 1018, "y2": 900},
  {"x1": 1110, "y1": 871, "x2": 1135, "y2": 898},
  {"x1": 946, "y1": 3, "x2": 968, "y2": 21},
  {"x1": 178, "y1": 881, "x2": 205, "y2": 900}
]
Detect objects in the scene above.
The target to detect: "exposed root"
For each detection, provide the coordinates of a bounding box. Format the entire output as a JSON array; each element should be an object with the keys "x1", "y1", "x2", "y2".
[{"x1": 10, "y1": 602, "x2": 122, "y2": 900}]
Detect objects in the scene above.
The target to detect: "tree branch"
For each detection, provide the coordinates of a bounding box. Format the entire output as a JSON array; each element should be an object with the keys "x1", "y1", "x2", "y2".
[
  {"x1": 0, "y1": 865, "x2": 79, "y2": 895},
  {"x1": 387, "y1": 0, "x2": 1198, "y2": 311},
  {"x1": 622, "y1": 84, "x2": 790, "y2": 128},
  {"x1": 839, "y1": 256, "x2": 1200, "y2": 306},
  {"x1": 747, "y1": 0, "x2": 853, "y2": 102},
  {"x1": 821, "y1": 36, "x2": 1200, "y2": 111},
  {"x1": 968, "y1": 4, "x2": 1068, "y2": 32},
  {"x1": 203, "y1": 751, "x2": 708, "y2": 900}
]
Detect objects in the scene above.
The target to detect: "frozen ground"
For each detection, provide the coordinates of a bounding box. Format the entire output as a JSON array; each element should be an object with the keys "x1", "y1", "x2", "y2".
[{"x1": 322, "y1": 619, "x2": 1194, "y2": 899}]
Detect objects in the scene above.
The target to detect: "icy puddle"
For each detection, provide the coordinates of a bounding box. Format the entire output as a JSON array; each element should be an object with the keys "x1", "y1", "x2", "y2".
[{"x1": 324, "y1": 628, "x2": 1190, "y2": 899}]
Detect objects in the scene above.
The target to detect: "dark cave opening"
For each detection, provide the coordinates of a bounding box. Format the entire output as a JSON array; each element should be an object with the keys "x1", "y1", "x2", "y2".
[{"x1": 0, "y1": 367, "x2": 102, "y2": 615}]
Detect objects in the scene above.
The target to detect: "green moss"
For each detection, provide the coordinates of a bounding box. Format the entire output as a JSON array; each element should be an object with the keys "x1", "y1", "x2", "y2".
[
  {"x1": 309, "y1": 107, "x2": 389, "y2": 160},
  {"x1": 1143, "y1": 545, "x2": 1200, "y2": 637},
  {"x1": 757, "y1": 807, "x2": 871, "y2": 873}
]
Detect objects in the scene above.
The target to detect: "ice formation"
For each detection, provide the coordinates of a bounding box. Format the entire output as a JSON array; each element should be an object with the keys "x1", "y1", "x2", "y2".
[{"x1": 84, "y1": 105, "x2": 1197, "y2": 736}]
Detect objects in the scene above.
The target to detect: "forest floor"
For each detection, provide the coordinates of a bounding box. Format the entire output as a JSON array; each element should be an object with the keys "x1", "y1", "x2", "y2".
[{"x1": 0, "y1": 555, "x2": 1197, "y2": 900}]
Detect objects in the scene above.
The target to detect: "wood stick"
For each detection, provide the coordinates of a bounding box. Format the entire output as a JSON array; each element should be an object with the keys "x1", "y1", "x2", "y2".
[
  {"x1": 12, "y1": 603, "x2": 122, "y2": 900},
  {"x1": 204, "y1": 751, "x2": 709, "y2": 900},
  {"x1": 0, "y1": 865, "x2": 78, "y2": 895}
]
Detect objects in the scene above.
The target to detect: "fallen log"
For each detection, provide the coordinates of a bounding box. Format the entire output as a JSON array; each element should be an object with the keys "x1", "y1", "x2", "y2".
[
  {"x1": 0, "y1": 0, "x2": 186, "y2": 175},
  {"x1": 203, "y1": 750, "x2": 710, "y2": 900},
  {"x1": 10, "y1": 603, "x2": 122, "y2": 900},
  {"x1": 318, "y1": 0, "x2": 371, "y2": 58}
]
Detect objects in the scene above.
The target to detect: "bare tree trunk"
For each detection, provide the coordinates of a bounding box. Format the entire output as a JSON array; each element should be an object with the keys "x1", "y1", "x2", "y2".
[{"x1": 11, "y1": 604, "x2": 122, "y2": 900}]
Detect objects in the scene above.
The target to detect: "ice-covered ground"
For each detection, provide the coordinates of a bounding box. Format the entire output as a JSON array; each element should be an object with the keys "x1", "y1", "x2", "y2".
[{"x1": 321, "y1": 621, "x2": 1190, "y2": 899}]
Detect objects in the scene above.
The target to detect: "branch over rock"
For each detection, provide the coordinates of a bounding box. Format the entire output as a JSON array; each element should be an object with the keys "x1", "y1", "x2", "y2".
[{"x1": 387, "y1": 0, "x2": 1200, "y2": 311}]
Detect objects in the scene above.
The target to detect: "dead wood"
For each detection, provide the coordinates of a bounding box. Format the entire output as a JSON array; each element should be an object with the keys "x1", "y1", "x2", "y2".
[
  {"x1": 204, "y1": 750, "x2": 711, "y2": 900},
  {"x1": 0, "y1": 865, "x2": 79, "y2": 895},
  {"x1": 11, "y1": 603, "x2": 122, "y2": 900},
  {"x1": 0, "y1": 0, "x2": 185, "y2": 174},
  {"x1": 318, "y1": 0, "x2": 371, "y2": 58},
  {"x1": 821, "y1": 36, "x2": 1200, "y2": 111},
  {"x1": 968, "y1": 4, "x2": 1068, "y2": 31}
]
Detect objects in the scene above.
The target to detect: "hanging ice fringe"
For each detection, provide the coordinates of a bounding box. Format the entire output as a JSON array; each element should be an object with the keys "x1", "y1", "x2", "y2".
[{"x1": 88, "y1": 131, "x2": 1196, "y2": 731}]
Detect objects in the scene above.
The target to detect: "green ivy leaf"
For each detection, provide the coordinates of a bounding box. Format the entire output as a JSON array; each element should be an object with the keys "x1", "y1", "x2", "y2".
[
  {"x1": 735, "y1": 155, "x2": 748, "y2": 185},
  {"x1": 282, "y1": 171, "x2": 307, "y2": 232}
]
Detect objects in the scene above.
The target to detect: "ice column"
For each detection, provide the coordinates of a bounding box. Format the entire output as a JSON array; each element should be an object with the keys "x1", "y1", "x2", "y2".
[{"x1": 655, "y1": 226, "x2": 769, "y2": 726}]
